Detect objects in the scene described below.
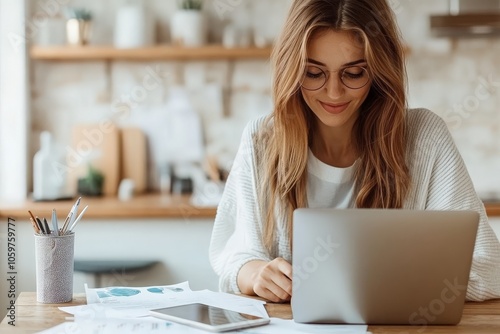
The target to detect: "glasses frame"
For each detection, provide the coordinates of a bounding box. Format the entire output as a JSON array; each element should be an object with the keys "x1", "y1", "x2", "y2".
[{"x1": 301, "y1": 65, "x2": 371, "y2": 91}]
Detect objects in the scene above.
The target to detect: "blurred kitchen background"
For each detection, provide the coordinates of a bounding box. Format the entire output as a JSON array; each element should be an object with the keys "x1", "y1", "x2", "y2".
[
  {"x1": 1, "y1": 0, "x2": 499, "y2": 201},
  {"x1": 1, "y1": 0, "x2": 500, "y2": 319}
]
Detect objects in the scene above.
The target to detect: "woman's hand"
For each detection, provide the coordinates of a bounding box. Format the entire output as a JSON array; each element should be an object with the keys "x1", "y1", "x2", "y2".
[{"x1": 237, "y1": 258, "x2": 293, "y2": 302}]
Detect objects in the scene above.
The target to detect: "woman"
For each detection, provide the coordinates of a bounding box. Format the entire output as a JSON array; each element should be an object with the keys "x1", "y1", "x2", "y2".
[{"x1": 209, "y1": 0, "x2": 500, "y2": 303}]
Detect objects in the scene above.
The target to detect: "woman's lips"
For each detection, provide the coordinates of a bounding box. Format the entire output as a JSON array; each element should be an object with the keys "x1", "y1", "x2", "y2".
[{"x1": 320, "y1": 101, "x2": 350, "y2": 114}]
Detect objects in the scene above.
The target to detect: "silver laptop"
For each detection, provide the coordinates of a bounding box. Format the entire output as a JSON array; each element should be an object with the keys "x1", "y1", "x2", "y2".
[{"x1": 291, "y1": 209, "x2": 479, "y2": 325}]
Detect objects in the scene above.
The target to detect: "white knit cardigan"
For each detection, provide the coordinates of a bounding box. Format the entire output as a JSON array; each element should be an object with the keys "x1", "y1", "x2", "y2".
[{"x1": 209, "y1": 108, "x2": 500, "y2": 301}]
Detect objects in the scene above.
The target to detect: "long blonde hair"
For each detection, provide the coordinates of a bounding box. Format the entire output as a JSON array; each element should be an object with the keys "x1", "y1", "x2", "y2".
[{"x1": 258, "y1": 0, "x2": 410, "y2": 252}]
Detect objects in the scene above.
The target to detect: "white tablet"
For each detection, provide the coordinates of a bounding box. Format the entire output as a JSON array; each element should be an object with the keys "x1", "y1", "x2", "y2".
[{"x1": 149, "y1": 303, "x2": 270, "y2": 332}]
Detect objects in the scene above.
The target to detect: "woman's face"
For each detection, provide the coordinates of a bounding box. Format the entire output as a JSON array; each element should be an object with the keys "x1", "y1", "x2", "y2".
[{"x1": 301, "y1": 30, "x2": 372, "y2": 132}]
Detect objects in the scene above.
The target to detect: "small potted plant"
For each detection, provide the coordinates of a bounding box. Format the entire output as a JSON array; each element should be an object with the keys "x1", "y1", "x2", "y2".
[
  {"x1": 77, "y1": 164, "x2": 104, "y2": 196},
  {"x1": 65, "y1": 8, "x2": 92, "y2": 45},
  {"x1": 179, "y1": 0, "x2": 203, "y2": 10},
  {"x1": 171, "y1": 0, "x2": 207, "y2": 46}
]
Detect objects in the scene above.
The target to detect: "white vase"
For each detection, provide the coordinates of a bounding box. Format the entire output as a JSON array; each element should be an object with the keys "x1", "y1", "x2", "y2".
[
  {"x1": 66, "y1": 19, "x2": 91, "y2": 45},
  {"x1": 170, "y1": 10, "x2": 207, "y2": 47},
  {"x1": 114, "y1": 5, "x2": 155, "y2": 48}
]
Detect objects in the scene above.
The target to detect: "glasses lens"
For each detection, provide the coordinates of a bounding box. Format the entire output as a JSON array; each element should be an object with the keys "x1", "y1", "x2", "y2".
[
  {"x1": 301, "y1": 66, "x2": 326, "y2": 91},
  {"x1": 341, "y1": 66, "x2": 369, "y2": 89}
]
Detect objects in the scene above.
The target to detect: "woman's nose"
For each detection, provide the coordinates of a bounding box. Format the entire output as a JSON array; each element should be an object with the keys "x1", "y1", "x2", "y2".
[{"x1": 324, "y1": 72, "x2": 345, "y2": 99}]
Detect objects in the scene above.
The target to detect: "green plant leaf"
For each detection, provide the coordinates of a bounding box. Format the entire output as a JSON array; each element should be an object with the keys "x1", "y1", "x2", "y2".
[
  {"x1": 65, "y1": 7, "x2": 92, "y2": 21},
  {"x1": 178, "y1": 0, "x2": 203, "y2": 10}
]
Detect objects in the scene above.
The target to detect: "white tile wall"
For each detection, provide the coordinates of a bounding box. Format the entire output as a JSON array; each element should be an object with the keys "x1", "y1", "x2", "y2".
[{"x1": 29, "y1": 0, "x2": 500, "y2": 196}]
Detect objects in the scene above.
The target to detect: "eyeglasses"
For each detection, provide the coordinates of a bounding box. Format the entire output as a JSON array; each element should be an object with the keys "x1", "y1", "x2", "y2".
[{"x1": 301, "y1": 65, "x2": 370, "y2": 91}]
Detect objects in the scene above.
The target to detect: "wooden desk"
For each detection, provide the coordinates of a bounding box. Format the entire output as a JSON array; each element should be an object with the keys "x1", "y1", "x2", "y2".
[{"x1": 1, "y1": 293, "x2": 500, "y2": 333}]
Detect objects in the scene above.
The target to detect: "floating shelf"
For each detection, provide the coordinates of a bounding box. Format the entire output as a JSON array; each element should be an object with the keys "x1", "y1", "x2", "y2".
[
  {"x1": 30, "y1": 44, "x2": 273, "y2": 61},
  {"x1": 430, "y1": 13, "x2": 500, "y2": 37}
]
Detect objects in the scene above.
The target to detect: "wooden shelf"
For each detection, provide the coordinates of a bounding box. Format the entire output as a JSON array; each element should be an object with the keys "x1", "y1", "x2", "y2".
[
  {"x1": 485, "y1": 202, "x2": 500, "y2": 217},
  {"x1": 30, "y1": 44, "x2": 273, "y2": 61},
  {"x1": 0, "y1": 193, "x2": 499, "y2": 219},
  {"x1": 0, "y1": 193, "x2": 217, "y2": 219}
]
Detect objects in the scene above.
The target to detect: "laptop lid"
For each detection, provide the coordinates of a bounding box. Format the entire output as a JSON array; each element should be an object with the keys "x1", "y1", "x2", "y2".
[{"x1": 291, "y1": 209, "x2": 479, "y2": 325}]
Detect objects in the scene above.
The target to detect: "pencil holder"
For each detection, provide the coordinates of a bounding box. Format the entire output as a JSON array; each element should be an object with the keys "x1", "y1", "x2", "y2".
[{"x1": 35, "y1": 233, "x2": 75, "y2": 303}]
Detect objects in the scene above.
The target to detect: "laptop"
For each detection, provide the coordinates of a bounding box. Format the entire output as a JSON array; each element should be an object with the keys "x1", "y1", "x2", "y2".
[{"x1": 291, "y1": 208, "x2": 479, "y2": 325}]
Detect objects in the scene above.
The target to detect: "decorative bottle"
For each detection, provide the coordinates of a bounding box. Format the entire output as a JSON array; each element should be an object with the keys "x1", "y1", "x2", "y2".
[{"x1": 33, "y1": 131, "x2": 62, "y2": 200}]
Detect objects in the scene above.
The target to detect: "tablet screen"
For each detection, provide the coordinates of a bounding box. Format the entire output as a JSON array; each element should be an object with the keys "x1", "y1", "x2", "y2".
[{"x1": 150, "y1": 303, "x2": 270, "y2": 332}]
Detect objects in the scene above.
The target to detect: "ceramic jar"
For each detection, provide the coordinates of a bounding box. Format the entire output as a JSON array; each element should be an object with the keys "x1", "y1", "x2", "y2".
[
  {"x1": 114, "y1": 5, "x2": 155, "y2": 48},
  {"x1": 66, "y1": 18, "x2": 91, "y2": 45},
  {"x1": 170, "y1": 10, "x2": 206, "y2": 46}
]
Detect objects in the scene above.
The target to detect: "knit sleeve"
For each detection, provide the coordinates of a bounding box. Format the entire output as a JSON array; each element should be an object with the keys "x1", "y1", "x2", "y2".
[
  {"x1": 424, "y1": 114, "x2": 500, "y2": 301},
  {"x1": 208, "y1": 118, "x2": 272, "y2": 293}
]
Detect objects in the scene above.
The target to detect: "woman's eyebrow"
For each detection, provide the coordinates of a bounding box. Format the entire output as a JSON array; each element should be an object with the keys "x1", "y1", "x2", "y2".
[{"x1": 306, "y1": 58, "x2": 367, "y2": 67}]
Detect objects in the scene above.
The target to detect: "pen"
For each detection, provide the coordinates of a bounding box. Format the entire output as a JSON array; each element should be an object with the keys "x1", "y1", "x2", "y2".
[
  {"x1": 51, "y1": 209, "x2": 59, "y2": 236},
  {"x1": 36, "y1": 217, "x2": 45, "y2": 234},
  {"x1": 60, "y1": 212, "x2": 73, "y2": 235},
  {"x1": 67, "y1": 205, "x2": 87, "y2": 232},
  {"x1": 67, "y1": 205, "x2": 88, "y2": 234},
  {"x1": 61, "y1": 197, "x2": 79, "y2": 235},
  {"x1": 28, "y1": 198, "x2": 85, "y2": 236},
  {"x1": 67, "y1": 197, "x2": 81, "y2": 229},
  {"x1": 43, "y1": 218, "x2": 51, "y2": 235}
]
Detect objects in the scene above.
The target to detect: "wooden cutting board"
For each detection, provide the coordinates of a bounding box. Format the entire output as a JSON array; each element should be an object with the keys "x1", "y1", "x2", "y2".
[
  {"x1": 120, "y1": 127, "x2": 147, "y2": 193},
  {"x1": 68, "y1": 124, "x2": 120, "y2": 196}
]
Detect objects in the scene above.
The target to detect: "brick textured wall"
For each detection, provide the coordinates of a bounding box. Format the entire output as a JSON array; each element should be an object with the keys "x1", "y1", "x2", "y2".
[{"x1": 30, "y1": 0, "x2": 500, "y2": 196}]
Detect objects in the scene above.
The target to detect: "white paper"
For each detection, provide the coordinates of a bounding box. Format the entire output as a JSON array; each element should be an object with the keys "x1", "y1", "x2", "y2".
[
  {"x1": 37, "y1": 318, "x2": 367, "y2": 334},
  {"x1": 51, "y1": 281, "x2": 366, "y2": 334},
  {"x1": 85, "y1": 281, "x2": 192, "y2": 304},
  {"x1": 36, "y1": 317, "x2": 208, "y2": 334},
  {"x1": 60, "y1": 282, "x2": 267, "y2": 319},
  {"x1": 234, "y1": 318, "x2": 367, "y2": 334}
]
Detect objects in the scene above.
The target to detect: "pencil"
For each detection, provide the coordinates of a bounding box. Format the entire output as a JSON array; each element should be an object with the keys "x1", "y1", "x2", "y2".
[
  {"x1": 29, "y1": 217, "x2": 40, "y2": 234},
  {"x1": 28, "y1": 210, "x2": 37, "y2": 225},
  {"x1": 28, "y1": 211, "x2": 41, "y2": 234}
]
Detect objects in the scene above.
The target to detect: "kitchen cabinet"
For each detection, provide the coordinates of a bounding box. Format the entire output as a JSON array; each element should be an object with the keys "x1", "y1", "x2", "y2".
[{"x1": 30, "y1": 45, "x2": 273, "y2": 61}]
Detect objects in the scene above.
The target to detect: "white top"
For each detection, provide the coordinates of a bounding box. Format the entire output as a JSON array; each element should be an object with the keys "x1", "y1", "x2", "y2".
[
  {"x1": 209, "y1": 108, "x2": 500, "y2": 301},
  {"x1": 307, "y1": 150, "x2": 356, "y2": 209}
]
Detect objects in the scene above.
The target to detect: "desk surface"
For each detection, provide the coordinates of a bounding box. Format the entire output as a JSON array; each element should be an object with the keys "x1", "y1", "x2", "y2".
[{"x1": 1, "y1": 293, "x2": 500, "y2": 333}]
